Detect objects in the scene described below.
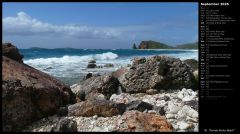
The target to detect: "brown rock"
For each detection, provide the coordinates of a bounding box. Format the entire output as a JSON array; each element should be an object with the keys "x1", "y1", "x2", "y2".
[
  {"x1": 68, "y1": 100, "x2": 126, "y2": 117},
  {"x1": 2, "y1": 56, "x2": 76, "y2": 131},
  {"x1": 2, "y1": 43, "x2": 24, "y2": 63},
  {"x1": 114, "y1": 110, "x2": 172, "y2": 132}
]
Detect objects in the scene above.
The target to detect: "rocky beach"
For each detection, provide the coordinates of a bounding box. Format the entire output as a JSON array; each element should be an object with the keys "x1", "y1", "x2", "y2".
[{"x1": 2, "y1": 43, "x2": 199, "y2": 132}]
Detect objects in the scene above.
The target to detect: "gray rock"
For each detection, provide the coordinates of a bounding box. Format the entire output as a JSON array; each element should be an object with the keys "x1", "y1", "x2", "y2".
[
  {"x1": 160, "y1": 95, "x2": 170, "y2": 101},
  {"x1": 184, "y1": 59, "x2": 198, "y2": 71},
  {"x1": 166, "y1": 113, "x2": 175, "y2": 119},
  {"x1": 51, "y1": 118, "x2": 77, "y2": 132},
  {"x1": 119, "y1": 56, "x2": 196, "y2": 93},
  {"x1": 71, "y1": 74, "x2": 119, "y2": 100},
  {"x1": 153, "y1": 106, "x2": 166, "y2": 115},
  {"x1": 146, "y1": 89, "x2": 158, "y2": 95},
  {"x1": 177, "y1": 88, "x2": 197, "y2": 102},
  {"x1": 71, "y1": 86, "x2": 85, "y2": 101},
  {"x1": 193, "y1": 70, "x2": 198, "y2": 82},
  {"x1": 89, "y1": 60, "x2": 96, "y2": 64},
  {"x1": 126, "y1": 100, "x2": 153, "y2": 112},
  {"x1": 167, "y1": 101, "x2": 180, "y2": 114},
  {"x1": 97, "y1": 65, "x2": 103, "y2": 68},
  {"x1": 177, "y1": 105, "x2": 198, "y2": 119},
  {"x1": 110, "y1": 93, "x2": 137, "y2": 104},
  {"x1": 104, "y1": 63, "x2": 114, "y2": 67},
  {"x1": 87, "y1": 63, "x2": 97, "y2": 68},
  {"x1": 132, "y1": 57, "x2": 146, "y2": 66},
  {"x1": 177, "y1": 121, "x2": 191, "y2": 130},
  {"x1": 85, "y1": 73, "x2": 93, "y2": 79},
  {"x1": 184, "y1": 100, "x2": 198, "y2": 111}
]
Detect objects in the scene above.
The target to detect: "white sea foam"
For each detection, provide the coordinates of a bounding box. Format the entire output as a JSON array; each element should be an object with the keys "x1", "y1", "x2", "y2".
[
  {"x1": 24, "y1": 52, "x2": 119, "y2": 65},
  {"x1": 95, "y1": 52, "x2": 118, "y2": 60},
  {"x1": 165, "y1": 52, "x2": 198, "y2": 60},
  {"x1": 23, "y1": 50, "x2": 198, "y2": 85}
]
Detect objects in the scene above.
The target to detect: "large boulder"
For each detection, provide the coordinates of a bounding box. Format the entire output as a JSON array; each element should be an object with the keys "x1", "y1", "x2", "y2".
[
  {"x1": 119, "y1": 56, "x2": 196, "y2": 93},
  {"x1": 2, "y1": 56, "x2": 76, "y2": 131},
  {"x1": 71, "y1": 74, "x2": 119, "y2": 100},
  {"x1": 68, "y1": 100, "x2": 126, "y2": 117},
  {"x1": 113, "y1": 110, "x2": 173, "y2": 132},
  {"x1": 184, "y1": 59, "x2": 198, "y2": 71},
  {"x1": 2, "y1": 43, "x2": 24, "y2": 63}
]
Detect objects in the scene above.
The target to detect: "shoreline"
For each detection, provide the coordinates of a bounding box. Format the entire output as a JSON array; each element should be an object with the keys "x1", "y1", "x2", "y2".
[
  {"x1": 3, "y1": 43, "x2": 199, "y2": 132},
  {"x1": 136, "y1": 48, "x2": 198, "y2": 51}
]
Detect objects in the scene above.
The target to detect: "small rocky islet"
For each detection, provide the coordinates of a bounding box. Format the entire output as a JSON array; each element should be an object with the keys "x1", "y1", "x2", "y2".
[{"x1": 2, "y1": 43, "x2": 199, "y2": 132}]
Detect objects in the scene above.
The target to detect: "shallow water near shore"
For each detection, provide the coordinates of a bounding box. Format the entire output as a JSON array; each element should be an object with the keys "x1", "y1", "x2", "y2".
[{"x1": 20, "y1": 49, "x2": 198, "y2": 85}]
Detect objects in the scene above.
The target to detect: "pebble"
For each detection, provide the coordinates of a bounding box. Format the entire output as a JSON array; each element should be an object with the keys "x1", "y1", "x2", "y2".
[
  {"x1": 167, "y1": 101, "x2": 181, "y2": 114},
  {"x1": 166, "y1": 113, "x2": 175, "y2": 119},
  {"x1": 93, "y1": 115, "x2": 98, "y2": 120},
  {"x1": 177, "y1": 121, "x2": 190, "y2": 130},
  {"x1": 22, "y1": 88, "x2": 198, "y2": 132}
]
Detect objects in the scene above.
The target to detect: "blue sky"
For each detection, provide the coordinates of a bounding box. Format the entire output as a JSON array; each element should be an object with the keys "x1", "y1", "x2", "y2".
[{"x1": 3, "y1": 2, "x2": 198, "y2": 49}]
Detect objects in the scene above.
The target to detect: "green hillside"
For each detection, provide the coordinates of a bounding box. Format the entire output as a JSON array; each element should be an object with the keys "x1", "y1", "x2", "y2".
[
  {"x1": 138, "y1": 40, "x2": 174, "y2": 49},
  {"x1": 137, "y1": 40, "x2": 198, "y2": 50},
  {"x1": 175, "y1": 42, "x2": 198, "y2": 49}
]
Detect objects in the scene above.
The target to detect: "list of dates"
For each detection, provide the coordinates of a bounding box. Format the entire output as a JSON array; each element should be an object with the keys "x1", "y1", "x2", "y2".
[{"x1": 200, "y1": 2, "x2": 235, "y2": 100}]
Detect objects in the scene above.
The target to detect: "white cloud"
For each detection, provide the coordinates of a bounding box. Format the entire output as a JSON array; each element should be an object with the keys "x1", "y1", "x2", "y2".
[
  {"x1": 3, "y1": 12, "x2": 120, "y2": 39},
  {"x1": 3, "y1": 11, "x2": 198, "y2": 46}
]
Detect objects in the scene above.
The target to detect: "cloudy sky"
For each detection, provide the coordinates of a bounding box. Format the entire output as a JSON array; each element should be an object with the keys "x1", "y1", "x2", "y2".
[{"x1": 2, "y1": 2, "x2": 198, "y2": 49}]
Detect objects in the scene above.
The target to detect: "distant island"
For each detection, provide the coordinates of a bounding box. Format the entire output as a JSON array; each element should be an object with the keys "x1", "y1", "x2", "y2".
[
  {"x1": 133, "y1": 40, "x2": 198, "y2": 50},
  {"x1": 28, "y1": 47, "x2": 77, "y2": 50}
]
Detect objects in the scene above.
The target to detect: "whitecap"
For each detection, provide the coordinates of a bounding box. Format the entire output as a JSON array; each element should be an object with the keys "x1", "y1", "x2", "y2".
[{"x1": 24, "y1": 52, "x2": 119, "y2": 66}]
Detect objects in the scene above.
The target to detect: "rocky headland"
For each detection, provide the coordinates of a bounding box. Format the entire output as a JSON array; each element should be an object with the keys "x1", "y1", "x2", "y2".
[
  {"x1": 2, "y1": 43, "x2": 199, "y2": 132},
  {"x1": 135, "y1": 40, "x2": 198, "y2": 50}
]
